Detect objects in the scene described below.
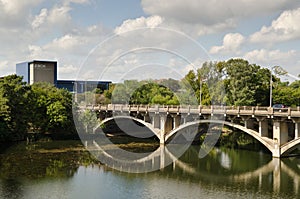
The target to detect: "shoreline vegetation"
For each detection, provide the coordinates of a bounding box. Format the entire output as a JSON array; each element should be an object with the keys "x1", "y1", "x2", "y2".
[{"x1": 0, "y1": 58, "x2": 299, "y2": 152}]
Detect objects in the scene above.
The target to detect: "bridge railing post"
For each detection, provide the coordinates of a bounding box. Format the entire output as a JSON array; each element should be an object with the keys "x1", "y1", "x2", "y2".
[
  {"x1": 251, "y1": 107, "x2": 255, "y2": 116},
  {"x1": 198, "y1": 105, "x2": 202, "y2": 115}
]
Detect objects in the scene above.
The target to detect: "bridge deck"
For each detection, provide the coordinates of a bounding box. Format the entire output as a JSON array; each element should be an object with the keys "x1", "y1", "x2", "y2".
[{"x1": 86, "y1": 104, "x2": 300, "y2": 118}]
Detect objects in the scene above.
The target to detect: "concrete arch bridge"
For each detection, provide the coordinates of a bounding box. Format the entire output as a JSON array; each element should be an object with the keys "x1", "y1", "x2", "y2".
[{"x1": 86, "y1": 104, "x2": 300, "y2": 158}]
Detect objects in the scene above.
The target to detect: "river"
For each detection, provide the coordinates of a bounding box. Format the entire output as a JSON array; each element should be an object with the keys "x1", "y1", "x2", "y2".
[{"x1": 0, "y1": 141, "x2": 299, "y2": 199}]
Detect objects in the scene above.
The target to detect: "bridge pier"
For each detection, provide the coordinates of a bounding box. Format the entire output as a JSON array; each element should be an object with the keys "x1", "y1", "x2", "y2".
[
  {"x1": 292, "y1": 119, "x2": 300, "y2": 139},
  {"x1": 241, "y1": 116, "x2": 255, "y2": 130},
  {"x1": 181, "y1": 114, "x2": 193, "y2": 124},
  {"x1": 257, "y1": 117, "x2": 269, "y2": 137},
  {"x1": 296, "y1": 123, "x2": 300, "y2": 139},
  {"x1": 273, "y1": 119, "x2": 289, "y2": 146},
  {"x1": 272, "y1": 145, "x2": 281, "y2": 158},
  {"x1": 143, "y1": 114, "x2": 151, "y2": 123},
  {"x1": 172, "y1": 114, "x2": 181, "y2": 129},
  {"x1": 151, "y1": 114, "x2": 160, "y2": 129},
  {"x1": 158, "y1": 114, "x2": 166, "y2": 144},
  {"x1": 164, "y1": 115, "x2": 173, "y2": 135},
  {"x1": 152, "y1": 114, "x2": 173, "y2": 144}
]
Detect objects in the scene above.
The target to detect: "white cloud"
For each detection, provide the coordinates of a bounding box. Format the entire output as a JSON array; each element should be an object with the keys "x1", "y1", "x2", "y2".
[
  {"x1": 0, "y1": 0, "x2": 299, "y2": 82},
  {"x1": 250, "y1": 8, "x2": 300, "y2": 42},
  {"x1": 64, "y1": 0, "x2": 90, "y2": 5},
  {"x1": 244, "y1": 49, "x2": 296, "y2": 63},
  {"x1": 47, "y1": 5, "x2": 72, "y2": 27},
  {"x1": 26, "y1": 23, "x2": 110, "y2": 79},
  {"x1": 250, "y1": 7, "x2": 300, "y2": 43},
  {"x1": 0, "y1": 0, "x2": 42, "y2": 15},
  {"x1": 57, "y1": 64, "x2": 79, "y2": 77},
  {"x1": 142, "y1": 0, "x2": 298, "y2": 23},
  {"x1": 243, "y1": 49, "x2": 298, "y2": 75},
  {"x1": 32, "y1": 8, "x2": 48, "y2": 29},
  {"x1": 47, "y1": 34, "x2": 85, "y2": 50},
  {"x1": 210, "y1": 33, "x2": 245, "y2": 54},
  {"x1": 0, "y1": 60, "x2": 9, "y2": 71},
  {"x1": 114, "y1": 15, "x2": 163, "y2": 34},
  {"x1": 243, "y1": 49, "x2": 300, "y2": 79},
  {"x1": 141, "y1": 0, "x2": 300, "y2": 35}
]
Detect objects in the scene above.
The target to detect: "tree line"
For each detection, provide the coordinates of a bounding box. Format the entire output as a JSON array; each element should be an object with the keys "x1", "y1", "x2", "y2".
[
  {"x1": 0, "y1": 75, "x2": 77, "y2": 142},
  {"x1": 1, "y1": 58, "x2": 300, "y2": 142},
  {"x1": 100, "y1": 58, "x2": 300, "y2": 107}
]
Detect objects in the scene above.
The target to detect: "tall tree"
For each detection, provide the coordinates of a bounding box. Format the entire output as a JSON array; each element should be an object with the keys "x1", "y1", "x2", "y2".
[
  {"x1": 198, "y1": 61, "x2": 225, "y2": 105},
  {"x1": 0, "y1": 75, "x2": 31, "y2": 141}
]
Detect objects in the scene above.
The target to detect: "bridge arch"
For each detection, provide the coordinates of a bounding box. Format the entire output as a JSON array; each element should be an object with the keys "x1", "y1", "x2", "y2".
[
  {"x1": 94, "y1": 115, "x2": 161, "y2": 139},
  {"x1": 280, "y1": 138, "x2": 300, "y2": 156},
  {"x1": 165, "y1": 120, "x2": 274, "y2": 153}
]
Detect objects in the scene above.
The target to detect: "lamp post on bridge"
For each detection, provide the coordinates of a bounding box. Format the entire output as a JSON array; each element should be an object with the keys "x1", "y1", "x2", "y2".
[
  {"x1": 269, "y1": 66, "x2": 288, "y2": 107},
  {"x1": 200, "y1": 76, "x2": 207, "y2": 106}
]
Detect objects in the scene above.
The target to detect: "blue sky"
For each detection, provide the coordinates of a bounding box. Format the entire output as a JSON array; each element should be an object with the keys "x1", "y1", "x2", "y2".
[{"x1": 0, "y1": 0, "x2": 300, "y2": 82}]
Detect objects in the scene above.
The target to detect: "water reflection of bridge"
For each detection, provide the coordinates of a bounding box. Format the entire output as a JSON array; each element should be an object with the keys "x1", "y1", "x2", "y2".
[
  {"x1": 87, "y1": 141, "x2": 300, "y2": 194},
  {"x1": 87, "y1": 141, "x2": 195, "y2": 174},
  {"x1": 85, "y1": 104, "x2": 300, "y2": 157}
]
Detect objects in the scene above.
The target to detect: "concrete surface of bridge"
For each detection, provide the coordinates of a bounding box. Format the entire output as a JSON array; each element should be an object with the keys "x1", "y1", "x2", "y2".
[{"x1": 84, "y1": 104, "x2": 300, "y2": 158}]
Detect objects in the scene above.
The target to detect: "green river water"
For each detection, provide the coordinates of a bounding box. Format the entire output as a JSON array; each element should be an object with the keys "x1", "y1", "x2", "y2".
[{"x1": 0, "y1": 141, "x2": 299, "y2": 199}]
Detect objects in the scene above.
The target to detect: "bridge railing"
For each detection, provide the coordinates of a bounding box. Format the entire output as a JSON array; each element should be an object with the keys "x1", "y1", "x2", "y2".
[{"x1": 82, "y1": 104, "x2": 300, "y2": 117}]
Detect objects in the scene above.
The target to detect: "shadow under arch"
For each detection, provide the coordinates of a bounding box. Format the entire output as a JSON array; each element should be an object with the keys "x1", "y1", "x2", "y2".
[
  {"x1": 281, "y1": 138, "x2": 300, "y2": 156},
  {"x1": 94, "y1": 115, "x2": 161, "y2": 139},
  {"x1": 165, "y1": 120, "x2": 275, "y2": 153}
]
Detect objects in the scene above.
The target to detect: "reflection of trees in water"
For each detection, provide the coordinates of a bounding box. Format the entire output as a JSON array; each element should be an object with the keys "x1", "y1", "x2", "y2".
[
  {"x1": 0, "y1": 150, "x2": 98, "y2": 180},
  {"x1": 0, "y1": 178, "x2": 23, "y2": 199},
  {"x1": 0, "y1": 142, "x2": 101, "y2": 199}
]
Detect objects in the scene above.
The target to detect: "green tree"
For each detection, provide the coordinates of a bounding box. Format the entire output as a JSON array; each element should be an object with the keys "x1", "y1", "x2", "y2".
[
  {"x1": 130, "y1": 82, "x2": 179, "y2": 105},
  {"x1": 253, "y1": 68, "x2": 271, "y2": 106},
  {"x1": 30, "y1": 82, "x2": 75, "y2": 136},
  {"x1": 273, "y1": 81, "x2": 300, "y2": 107},
  {"x1": 223, "y1": 59, "x2": 259, "y2": 106},
  {"x1": 0, "y1": 75, "x2": 31, "y2": 141},
  {"x1": 78, "y1": 110, "x2": 99, "y2": 134},
  {"x1": 160, "y1": 78, "x2": 181, "y2": 92},
  {"x1": 198, "y1": 61, "x2": 225, "y2": 105}
]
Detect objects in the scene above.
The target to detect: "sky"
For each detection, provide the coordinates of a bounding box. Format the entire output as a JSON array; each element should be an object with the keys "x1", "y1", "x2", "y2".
[{"x1": 1, "y1": 0, "x2": 300, "y2": 82}]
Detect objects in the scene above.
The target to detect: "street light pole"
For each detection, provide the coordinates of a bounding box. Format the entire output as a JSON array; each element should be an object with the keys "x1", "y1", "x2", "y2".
[
  {"x1": 269, "y1": 65, "x2": 288, "y2": 107},
  {"x1": 270, "y1": 68, "x2": 272, "y2": 107},
  {"x1": 200, "y1": 79, "x2": 202, "y2": 106}
]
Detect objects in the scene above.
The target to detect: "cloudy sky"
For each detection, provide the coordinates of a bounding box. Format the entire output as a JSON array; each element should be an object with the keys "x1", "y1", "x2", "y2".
[{"x1": 1, "y1": 0, "x2": 300, "y2": 82}]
